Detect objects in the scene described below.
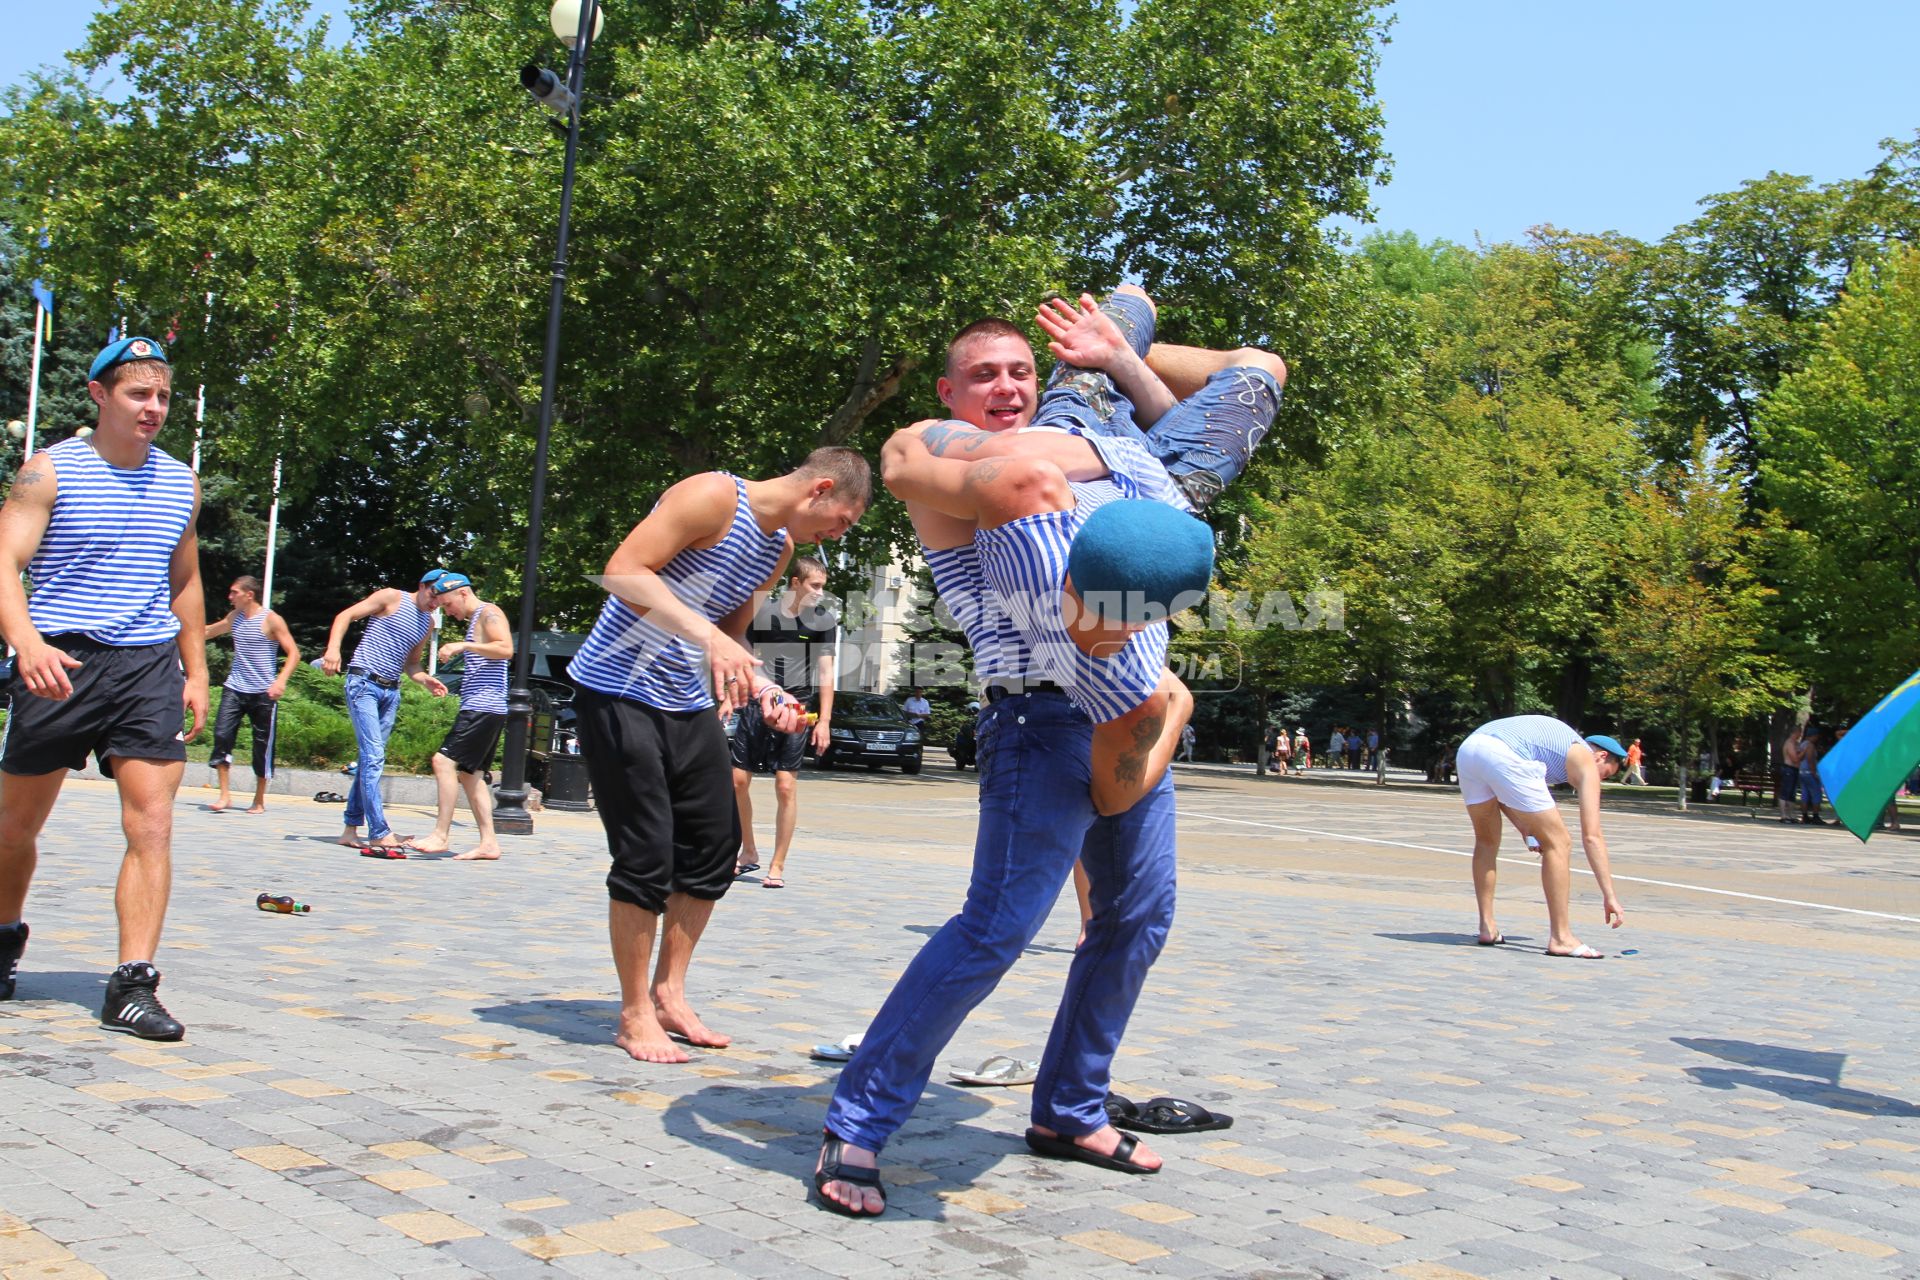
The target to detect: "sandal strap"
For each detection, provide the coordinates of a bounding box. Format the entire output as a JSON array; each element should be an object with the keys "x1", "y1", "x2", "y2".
[
  {"x1": 819, "y1": 1134, "x2": 883, "y2": 1188},
  {"x1": 1111, "y1": 1132, "x2": 1138, "y2": 1165}
]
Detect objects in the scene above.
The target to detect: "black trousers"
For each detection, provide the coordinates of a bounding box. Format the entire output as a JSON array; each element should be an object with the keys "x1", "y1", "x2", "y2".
[{"x1": 575, "y1": 689, "x2": 739, "y2": 914}]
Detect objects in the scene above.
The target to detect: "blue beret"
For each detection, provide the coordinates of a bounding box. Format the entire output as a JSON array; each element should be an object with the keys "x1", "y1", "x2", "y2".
[
  {"x1": 1067, "y1": 499, "x2": 1214, "y2": 625},
  {"x1": 89, "y1": 336, "x2": 169, "y2": 382},
  {"x1": 1585, "y1": 734, "x2": 1629, "y2": 761},
  {"x1": 434, "y1": 572, "x2": 473, "y2": 593},
  {"x1": 419, "y1": 568, "x2": 450, "y2": 588}
]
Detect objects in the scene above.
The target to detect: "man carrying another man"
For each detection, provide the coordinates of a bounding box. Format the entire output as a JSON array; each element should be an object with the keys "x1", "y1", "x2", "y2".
[{"x1": 813, "y1": 286, "x2": 1285, "y2": 1215}]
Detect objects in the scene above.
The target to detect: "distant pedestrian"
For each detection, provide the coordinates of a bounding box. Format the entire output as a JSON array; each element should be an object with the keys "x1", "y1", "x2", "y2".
[
  {"x1": 1621, "y1": 738, "x2": 1647, "y2": 785},
  {"x1": 1346, "y1": 729, "x2": 1362, "y2": 771},
  {"x1": 1328, "y1": 726, "x2": 1345, "y2": 770},
  {"x1": 1365, "y1": 727, "x2": 1380, "y2": 771},
  {"x1": 1797, "y1": 725, "x2": 1829, "y2": 825},
  {"x1": 902, "y1": 691, "x2": 931, "y2": 729},
  {"x1": 1178, "y1": 722, "x2": 1195, "y2": 763},
  {"x1": 1777, "y1": 726, "x2": 1805, "y2": 823},
  {"x1": 1269, "y1": 724, "x2": 1291, "y2": 776},
  {"x1": 1294, "y1": 727, "x2": 1311, "y2": 770}
]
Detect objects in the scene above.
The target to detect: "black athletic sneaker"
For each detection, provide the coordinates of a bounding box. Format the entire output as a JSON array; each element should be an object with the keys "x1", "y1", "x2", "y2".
[
  {"x1": 99, "y1": 962, "x2": 185, "y2": 1041},
  {"x1": 0, "y1": 922, "x2": 26, "y2": 1000}
]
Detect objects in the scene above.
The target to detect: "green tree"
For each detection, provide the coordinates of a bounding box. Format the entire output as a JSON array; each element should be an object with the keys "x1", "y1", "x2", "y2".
[
  {"x1": 1756, "y1": 246, "x2": 1920, "y2": 712},
  {"x1": 1602, "y1": 429, "x2": 1798, "y2": 807},
  {"x1": 2, "y1": 0, "x2": 1398, "y2": 630}
]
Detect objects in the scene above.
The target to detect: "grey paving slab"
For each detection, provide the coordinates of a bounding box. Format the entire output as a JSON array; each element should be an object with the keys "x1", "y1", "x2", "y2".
[{"x1": 2, "y1": 770, "x2": 1918, "y2": 1278}]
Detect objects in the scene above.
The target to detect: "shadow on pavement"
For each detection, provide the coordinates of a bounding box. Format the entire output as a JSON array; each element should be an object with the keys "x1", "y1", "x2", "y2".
[
  {"x1": 1675, "y1": 1037, "x2": 1845, "y2": 1082},
  {"x1": 1677, "y1": 1036, "x2": 1920, "y2": 1116},
  {"x1": 663, "y1": 1081, "x2": 1009, "y2": 1223},
  {"x1": 1375, "y1": 931, "x2": 1537, "y2": 949},
  {"x1": 5, "y1": 969, "x2": 105, "y2": 1016},
  {"x1": 1683, "y1": 1067, "x2": 1920, "y2": 1117},
  {"x1": 472, "y1": 998, "x2": 615, "y2": 1046},
  {"x1": 904, "y1": 922, "x2": 1074, "y2": 956}
]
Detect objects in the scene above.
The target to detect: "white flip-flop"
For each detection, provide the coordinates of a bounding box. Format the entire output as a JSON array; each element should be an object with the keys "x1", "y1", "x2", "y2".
[
  {"x1": 947, "y1": 1054, "x2": 1039, "y2": 1086},
  {"x1": 809, "y1": 1034, "x2": 862, "y2": 1062}
]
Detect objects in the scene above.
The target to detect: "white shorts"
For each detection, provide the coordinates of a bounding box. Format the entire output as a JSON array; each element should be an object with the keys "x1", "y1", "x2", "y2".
[{"x1": 1456, "y1": 734, "x2": 1556, "y2": 813}]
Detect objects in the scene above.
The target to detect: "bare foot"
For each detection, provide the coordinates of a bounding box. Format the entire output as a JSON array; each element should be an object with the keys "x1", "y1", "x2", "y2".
[
  {"x1": 652, "y1": 996, "x2": 731, "y2": 1048},
  {"x1": 404, "y1": 835, "x2": 451, "y2": 854},
  {"x1": 452, "y1": 845, "x2": 501, "y2": 861},
  {"x1": 815, "y1": 1136, "x2": 884, "y2": 1215},
  {"x1": 209, "y1": 797, "x2": 232, "y2": 812},
  {"x1": 1031, "y1": 1123, "x2": 1161, "y2": 1171},
  {"x1": 336, "y1": 828, "x2": 362, "y2": 847},
  {"x1": 614, "y1": 1009, "x2": 692, "y2": 1064},
  {"x1": 245, "y1": 804, "x2": 266, "y2": 815}
]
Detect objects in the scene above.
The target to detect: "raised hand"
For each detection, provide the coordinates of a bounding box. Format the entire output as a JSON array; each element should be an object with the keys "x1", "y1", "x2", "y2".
[{"x1": 1035, "y1": 292, "x2": 1130, "y2": 372}]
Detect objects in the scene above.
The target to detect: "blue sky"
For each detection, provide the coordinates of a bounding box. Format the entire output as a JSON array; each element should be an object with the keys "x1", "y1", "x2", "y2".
[{"x1": 5, "y1": 1, "x2": 1916, "y2": 248}]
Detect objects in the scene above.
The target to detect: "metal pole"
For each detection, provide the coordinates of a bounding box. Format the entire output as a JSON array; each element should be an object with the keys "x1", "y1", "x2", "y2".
[
  {"x1": 261, "y1": 455, "x2": 283, "y2": 607},
  {"x1": 25, "y1": 302, "x2": 44, "y2": 458},
  {"x1": 493, "y1": 0, "x2": 598, "y2": 834}
]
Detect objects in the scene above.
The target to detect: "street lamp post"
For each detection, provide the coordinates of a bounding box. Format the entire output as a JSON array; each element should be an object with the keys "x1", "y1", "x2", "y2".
[{"x1": 492, "y1": 0, "x2": 603, "y2": 836}]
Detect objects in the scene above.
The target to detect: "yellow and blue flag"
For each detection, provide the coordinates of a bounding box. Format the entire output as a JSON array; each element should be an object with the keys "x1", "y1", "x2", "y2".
[{"x1": 1818, "y1": 669, "x2": 1920, "y2": 841}]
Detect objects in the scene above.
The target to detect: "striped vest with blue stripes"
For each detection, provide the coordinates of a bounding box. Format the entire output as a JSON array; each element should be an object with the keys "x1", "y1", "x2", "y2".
[
  {"x1": 349, "y1": 602, "x2": 433, "y2": 681},
  {"x1": 27, "y1": 438, "x2": 197, "y2": 646},
  {"x1": 571, "y1": 476, "x2": 787, "y2": 711},
  {"x1": 923, "y1": 543, "x2": 1027, "y2": 683},
  {"x1": 458, "y1": 605, "x2": 510, "y2": 714},
  {"x1": 227, "y1": 608, "x2": 281, "y2": 694},
  {"x1": 973, "y1": 479, "x2": 1170, "y2": 724},
  {"x1": 1474, "y1": 715, "x2": 1582, "y2": 786}
]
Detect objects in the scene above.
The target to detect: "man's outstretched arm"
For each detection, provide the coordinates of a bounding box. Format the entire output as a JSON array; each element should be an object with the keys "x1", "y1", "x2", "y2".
[
  {"x1": 1037, "y1": 291, "x2": 1178, "y2": 427},
  {"x1": 880, "y1": 419, "x2": 1108, "y2": 519}
]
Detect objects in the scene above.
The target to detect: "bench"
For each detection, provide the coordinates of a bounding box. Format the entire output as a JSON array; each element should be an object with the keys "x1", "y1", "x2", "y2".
[{"x1": 1730, "y1": 770, "x2": 1772, "y2": 804}]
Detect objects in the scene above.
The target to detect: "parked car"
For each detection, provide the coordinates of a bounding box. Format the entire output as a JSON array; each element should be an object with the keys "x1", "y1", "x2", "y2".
[{"x1": 807, "y1": 691, "x2": 923, "y2": 773}]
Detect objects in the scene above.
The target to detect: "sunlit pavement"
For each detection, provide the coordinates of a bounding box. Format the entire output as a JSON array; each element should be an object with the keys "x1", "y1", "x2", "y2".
[{"x1": 2, "y1": 765, "x2": 1916, "y2": 1278}]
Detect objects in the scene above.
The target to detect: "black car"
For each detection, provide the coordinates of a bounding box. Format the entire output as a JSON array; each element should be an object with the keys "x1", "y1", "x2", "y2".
[{"x1": 807, "y1": 691, "x2": 924, "y2": 774}]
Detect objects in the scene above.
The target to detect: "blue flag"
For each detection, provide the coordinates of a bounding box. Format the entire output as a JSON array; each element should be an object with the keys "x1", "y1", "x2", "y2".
[
  {"x1": 1818, "y1": 670, "x2": 1920, "y2": 841},
  {"x1": 30, "y1": 279, "x2": 53, "y2": 312}
]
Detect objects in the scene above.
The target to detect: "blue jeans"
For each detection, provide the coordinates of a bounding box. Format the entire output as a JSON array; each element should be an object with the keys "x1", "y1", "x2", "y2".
[
  {"x1": 825, "y1": 691, "x2": 1177, "y2": 1150},
  {"x1": 342, "y1": 674, "x2": 402, "y2": 840},
  {"x1": 1039, "y1": 290, "x2": 1281, "y2": 497}
]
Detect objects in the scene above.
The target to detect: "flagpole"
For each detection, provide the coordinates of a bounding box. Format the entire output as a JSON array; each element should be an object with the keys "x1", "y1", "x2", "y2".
[
  {"x1": 260, "y1": 455, "x2": 283, "y2": 607},
  {"x1": 24, "y1": 302, "x2": 44, "y2": 459}
]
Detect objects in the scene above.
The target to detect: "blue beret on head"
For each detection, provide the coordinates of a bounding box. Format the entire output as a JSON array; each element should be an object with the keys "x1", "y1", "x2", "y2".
[
  {"x1": 1067, "y1": 499, "x2": 1214, "y2": 625},
  {"x1": 88, "y1": 336, "x2": 169, "y2": 382},
  {"x1": 419, "y1": 568, "x2": 450, "y2": 588},
  {"x1": 434, "y1": 572, "x2": 473, "y2": 593},
  {"x1": 1585, "y1": 734, "x2": 1629, "y2": 761}
]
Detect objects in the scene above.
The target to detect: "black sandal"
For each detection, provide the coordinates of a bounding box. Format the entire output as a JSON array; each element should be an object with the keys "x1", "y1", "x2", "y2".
[
  {"x1": 1025, "y1": 1127, "x2": 1159, "y2": 1173},
  {"x1": 813, "y1": 1133, "x2": 886, "y2": 1217}
]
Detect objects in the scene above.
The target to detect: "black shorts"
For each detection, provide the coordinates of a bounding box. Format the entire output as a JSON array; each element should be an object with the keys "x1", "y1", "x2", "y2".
[
  {"x1": 575, "y1": 688, "x2": 738, "y2": 914},
  {"x1": 438, "y1": 709, "x2": 507, "y2": 774},
  {"x1": 1, "y1": 636, "x2": 187, "y2": 777},
  {"x1": 211, "y1": 688, "x2": 278, "y2": 778},
  {"x1": 728, "y1": 697, "x2": 807, "y2": 775}
]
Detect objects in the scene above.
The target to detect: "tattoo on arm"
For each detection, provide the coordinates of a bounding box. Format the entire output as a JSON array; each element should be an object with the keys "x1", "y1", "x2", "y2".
[
  {"x1": 1113, "y1": 709, "x2": 1165, "y2": 785},
  {"x1": 921, "y1": 422, "x2": 994, "y2": 458}
]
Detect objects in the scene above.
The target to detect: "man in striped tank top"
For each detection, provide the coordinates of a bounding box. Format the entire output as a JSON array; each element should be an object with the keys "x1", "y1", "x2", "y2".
[
  {"x1": 204, "y1": 575, "x2": 300, "y2": 814},
  {"x1": 570, "y1": 448, "x2": 868, "y2": 1065},
  {"x1": 321, "y1": 570, "x2": 451, "y2": 851},
  {"x1": 0, "y1": 337, "x2": 207, "y2": 1041},
  {"x1": 403, "y1": 573, "x2": 512, "y2": 861},
  {"x1": 1456, "y1": 714, "x2": 1629, "y2": 958},
  {"x1": 816, "y1": 293, "x2": 1281, "y2": 1214}
]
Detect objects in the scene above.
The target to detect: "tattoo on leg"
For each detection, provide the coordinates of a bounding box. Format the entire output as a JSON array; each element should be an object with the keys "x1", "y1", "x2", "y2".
[{"x1": 1114, "y1": 710, "x2": 1165, "y2": 785}]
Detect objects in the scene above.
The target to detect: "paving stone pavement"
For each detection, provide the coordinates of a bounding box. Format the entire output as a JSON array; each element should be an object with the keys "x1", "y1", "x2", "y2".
[{"x1": 3, "y1": 768, "x2": 1918, "y2": 1279}]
